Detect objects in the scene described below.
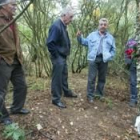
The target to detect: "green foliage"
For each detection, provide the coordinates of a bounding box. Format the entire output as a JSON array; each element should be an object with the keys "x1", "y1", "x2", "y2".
[
  {"x1": 70, "y1": 0, "x2": 136, "y2": 74},
  {"x1": 104, "y1": 98, "x2": 113, "y2": 109},
  {"x1": 3, "y1": 123, "x2": 25, "y2": 140},
  {"x1": 95, "y1": 95, "x2": 113, "y2": 109},
  {"x1": 18, "y1": 23, "x2": 32, "y2": 44},
  {"x1": 29, "y1": 81, "x2": 45, "y2": 91},
  {"x1": 18, "y1": 0, "x2": 56, "y2": 77},
  {"x1": 19, "y1": 0, "x2": 137, "y2": 77}
]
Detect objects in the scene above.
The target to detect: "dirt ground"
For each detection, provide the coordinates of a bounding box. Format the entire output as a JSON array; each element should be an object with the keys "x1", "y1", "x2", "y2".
[{"x1": 0, "y1": 72, "x2": 139, "y2": 140}]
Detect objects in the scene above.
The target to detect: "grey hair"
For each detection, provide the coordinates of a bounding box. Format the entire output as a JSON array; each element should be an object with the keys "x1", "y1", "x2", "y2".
[
  {"x1": 0, "y1": 0, "x2": 11, "y2": 6},
  {"x1": 99, "y1": 18, "x2": 109, "y2": 24},
  {"x1": 60, "y1": 6, "x2": 74, "y2": 17}
]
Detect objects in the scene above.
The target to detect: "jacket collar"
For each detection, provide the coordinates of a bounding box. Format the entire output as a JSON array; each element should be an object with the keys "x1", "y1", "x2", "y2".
[
  {"x1": 59, "y1": 18, "x2": 67, "y2": 29},
  {"x1": 95, "y1": 30, "x2": 109, "y2": 37}
]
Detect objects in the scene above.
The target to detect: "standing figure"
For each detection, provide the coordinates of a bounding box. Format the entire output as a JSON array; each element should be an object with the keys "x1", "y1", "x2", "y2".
[
  {"x1": 47, "y1": 7, "x2": 77, "y2": 108},
  {"x1": 0, "y1": 0, "x2": 30, "y2": 125},
  {"x1": 77, "y1": 18, "x2": 116, "y2": 103},
  {"x1": 125, "y1": 38, "x2": 138, "y2": 107}
]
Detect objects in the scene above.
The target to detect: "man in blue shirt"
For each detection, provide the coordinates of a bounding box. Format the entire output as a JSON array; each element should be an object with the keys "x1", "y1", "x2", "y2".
[
  {"x1": 47, "y1": 7, "x2": 77, "y2": 108},
  {"x1": 77, "y1": 18, "x2": 116, "y2": 103}
]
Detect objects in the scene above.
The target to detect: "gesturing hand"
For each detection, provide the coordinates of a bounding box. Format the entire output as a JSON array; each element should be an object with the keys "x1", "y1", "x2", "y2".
[{"x1": 76, "y1": 29, "x2": 82, "y2": 36}]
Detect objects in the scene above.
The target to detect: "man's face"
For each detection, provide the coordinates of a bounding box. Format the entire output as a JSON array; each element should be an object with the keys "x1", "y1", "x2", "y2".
[
  {"x1": 98, "y1": 20, "x2": 108, "y2": 33},
  {"x1": 2, "y1": 0, "x2": 17, "y2": 17},
  {"x1": 63, "y1": 13, "x2": 74, "y2": 25}
]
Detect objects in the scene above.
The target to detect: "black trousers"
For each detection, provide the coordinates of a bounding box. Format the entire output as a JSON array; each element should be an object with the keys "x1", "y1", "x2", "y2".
[
  {"x1": 87, "y1": 55, "x2": 108, "y2": 99},
  {"x1": 51, "y1": 56, "x2": 71, "y2": 103},
  {"x1": 0, "y1": 59, "x2": 27, "y2": 120}
]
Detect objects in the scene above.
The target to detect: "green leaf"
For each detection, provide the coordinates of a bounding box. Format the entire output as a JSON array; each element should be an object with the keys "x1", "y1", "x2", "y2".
[
  {"x1": 2, "y1": 123, "x2": 26, "y2": 140},
  {"x1": 4, "y1": 131, "x2": 13, "y2": 139}
]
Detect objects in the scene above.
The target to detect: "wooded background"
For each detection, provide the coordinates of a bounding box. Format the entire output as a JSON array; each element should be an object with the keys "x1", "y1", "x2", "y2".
[{"x1": 18, "y1": 0, "x2": 136, "y2": 77}]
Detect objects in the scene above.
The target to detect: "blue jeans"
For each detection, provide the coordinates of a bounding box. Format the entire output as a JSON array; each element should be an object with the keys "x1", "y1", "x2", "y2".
[{"x1": 130, "y1": 64, "x2": 137, "y2": 103}]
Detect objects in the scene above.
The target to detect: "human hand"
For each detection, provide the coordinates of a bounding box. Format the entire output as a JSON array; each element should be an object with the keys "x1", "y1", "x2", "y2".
[{"x1": 76, "y1": 29, "x2": 82, "y2": 37}]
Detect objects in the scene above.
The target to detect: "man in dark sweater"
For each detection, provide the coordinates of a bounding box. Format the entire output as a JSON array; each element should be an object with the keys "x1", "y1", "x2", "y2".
[{"x1": 47, "y1": 7, "x2": 77, "y2": 108}]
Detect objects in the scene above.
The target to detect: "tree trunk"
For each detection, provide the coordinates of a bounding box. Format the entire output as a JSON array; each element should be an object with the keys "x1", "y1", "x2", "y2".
[{"x1": 135, "y1": 0, "x2": 140, "y2": 113}]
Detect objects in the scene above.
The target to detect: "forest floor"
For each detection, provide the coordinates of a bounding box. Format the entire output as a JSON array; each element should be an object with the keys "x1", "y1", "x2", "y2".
[{"x1": 0, "y1": 70, "x2": 139, "y2": 140}]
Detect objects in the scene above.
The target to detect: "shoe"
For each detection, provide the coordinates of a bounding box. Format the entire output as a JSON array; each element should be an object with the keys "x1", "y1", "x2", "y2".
[
  {"x1": 1, "y1": 117, "x2": 13, "y2": 125},
  {"x1": 87, "y1": 98, "x2": 94, "y2": 103},
  {"x1": 52, "y1": 101, "x2": 66, "y2": 108},
  {"x1": 129, "y1": 101, "x2": 137, "y2": 107},
  {"x1": 64, "y1": 93, "x2": 77, "y2": 98},
  {"x1": 11, "y1": 108, "x2": 30, "y2": 115}
]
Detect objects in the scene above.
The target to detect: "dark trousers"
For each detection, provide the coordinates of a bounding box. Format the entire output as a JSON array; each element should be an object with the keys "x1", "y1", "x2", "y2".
[
  {"x1": 51, "y1": 56, "x2": 71, "y2": 103},
  {"x1": 0, "y1": 59, "x2": 27, "y2": 120},
  {"x1": 87, "y1": 56, "x2": 108, "y2": 99},
  {"x1": 130, "y1": 64, "x2": 137, "y2": 102}
]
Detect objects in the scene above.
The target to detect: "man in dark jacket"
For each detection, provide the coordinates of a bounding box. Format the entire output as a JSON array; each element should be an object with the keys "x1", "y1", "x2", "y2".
[
  {"x1": 47, "y1": 7, "x2": 77, "y2": 108},
  {"x1": 0, "y1": 0, "x2": 29, "y2": 125}
]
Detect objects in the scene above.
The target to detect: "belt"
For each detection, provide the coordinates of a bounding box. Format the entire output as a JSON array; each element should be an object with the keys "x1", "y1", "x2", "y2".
[{"x1": 96, "y1": 54, "x2": 103, "y2": 57}]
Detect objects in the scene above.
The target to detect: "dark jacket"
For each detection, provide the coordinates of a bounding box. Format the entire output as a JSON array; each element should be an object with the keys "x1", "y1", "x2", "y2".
[
  {"x1": 46, "y1": 19, "x2": 71, "y2": 58},
  {"x1": 0, "y1": 9, "x2": 23, "y2": 65}
]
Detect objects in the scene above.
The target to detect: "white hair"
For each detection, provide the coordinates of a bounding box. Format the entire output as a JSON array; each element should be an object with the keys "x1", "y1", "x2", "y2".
[
  {"x1": 61, "y1": 6, "x2": 74, "y2": 17},
  {"x1": 99, "y1": 18, "x2": 109, "y2": 24}
]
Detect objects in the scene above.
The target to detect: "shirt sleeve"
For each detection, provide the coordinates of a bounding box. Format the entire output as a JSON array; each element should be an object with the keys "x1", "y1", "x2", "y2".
[
  {"x1": 110, "y1": 37, "x2": 116, "y2": 58},
  {"x1": 77, "y1": 35, "x2": 89, "y2": 47}
]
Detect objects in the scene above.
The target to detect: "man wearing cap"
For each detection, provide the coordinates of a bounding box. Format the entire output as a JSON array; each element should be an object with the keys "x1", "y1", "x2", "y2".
[{"x1": 0, "y1": 0, "x2": 29, "y2": 125}]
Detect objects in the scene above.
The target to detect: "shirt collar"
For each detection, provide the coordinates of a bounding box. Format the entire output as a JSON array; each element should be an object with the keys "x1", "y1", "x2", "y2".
[
  {"x1": 98, "y1": 30, "x2": 107, "y2": 35},
  {"x1": 96, "y1": 30, "x2": 108, "y2": 37},
  {"x1": 60, "y1": 18, "x2": 67, "y2": 29}
]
